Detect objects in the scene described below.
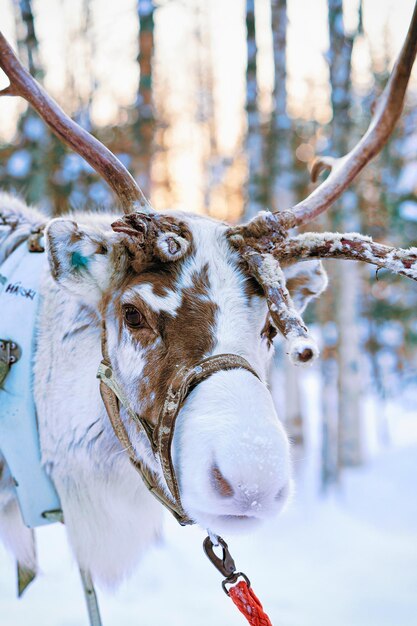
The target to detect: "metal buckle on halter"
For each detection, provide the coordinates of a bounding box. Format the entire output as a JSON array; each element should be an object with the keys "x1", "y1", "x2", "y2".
[
  {"x1": 96, "y1": 360, "x2": 157, "y2": 452},
  {"x1": 203, "y1": 535, "x2": 251, "y2": 595},
  {"x1": 203, "y1": 535, "x2": 236, "y2": 578},
  {"x1": 0, "y1": 339, "x2": 21, "y2": 388},
  {"x1": 27, "y1": 229, "x2": 45, "y2": 253}
]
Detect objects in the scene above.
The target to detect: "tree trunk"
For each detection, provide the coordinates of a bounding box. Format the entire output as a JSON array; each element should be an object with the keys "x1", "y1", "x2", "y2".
[
  {"x1": 336, "y1": 259, "x2": 364, "y2": 466},
  {"x1": 15, "y1": 0, "x2": 42, "y2": 79},
  {"x1": 327, "y1": 0, "x2": 364, "y2": 470},
  {"x1": 244, "y1": 0, "x2": 263, "y2": 219},
  {"x1": 12, "y1": 0, "x2": 49, "y2": 205},
  {"x1": 269, "y1": 0, "x2": 305, "y2": 454},
  {"x1": 270, "y1": 0, "x2": 294, "y2": 211},
  {"x1": 319, "y1": 303, "x2": 340, "y2": 489},
  {"x1": 284, "y1": 363, "x2": 304, "y2": 457},
  {"x1": 135, "y1": 0, "x2": 155, "y2": 200},
  {"x1": 151, "y1": 74, "x2": 174, "y2": 210},
  {"x1": 194, "y1": 0, "x2": 219, "y2": 217}
]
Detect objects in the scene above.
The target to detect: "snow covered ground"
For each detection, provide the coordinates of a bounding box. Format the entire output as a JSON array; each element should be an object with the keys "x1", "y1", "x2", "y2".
[{"x1": 1, "y1": 380, "x2": 416, "y2": 626}]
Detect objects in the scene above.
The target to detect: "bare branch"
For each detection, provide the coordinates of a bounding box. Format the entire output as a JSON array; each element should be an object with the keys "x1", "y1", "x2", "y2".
[
  {"x1": 239, "y1": 244, "x2": 319, "y2": 365},
  {"x1": 0, "y1": 31, "x2": 151, "y2": 214},
  {"x1": 273, "y1": 232, "x2": 417, "y2": 281}
]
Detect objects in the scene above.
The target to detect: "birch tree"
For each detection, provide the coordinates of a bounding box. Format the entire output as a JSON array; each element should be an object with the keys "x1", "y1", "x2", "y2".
[
  {"x1": 10, "y1": 0, "x2": 49, "y2": 204},
  {"x1": 135, "y1": 0, "x2": 155, "y2": 199},
  {"x1": 14, "y1": 0, "x2": 42, "y2": 79},
  {"x1": 194, "y1": 0, "x2": 219, "y2": 217},
  {"x1": 269, "y1": 0, "x2": 294, "y2": 211},
  {"x1": 244, "y1": 0, "x2": 264, "y2": 219},
  {"x1": 268, "y1": 0, "x2": 304, "y2": 454},
  {"x1": 151, "y1": 73, "x2": 174, "y2": 210},
  {"x1": 327, "y1": 0, "x2": 364, "y2": 469}
]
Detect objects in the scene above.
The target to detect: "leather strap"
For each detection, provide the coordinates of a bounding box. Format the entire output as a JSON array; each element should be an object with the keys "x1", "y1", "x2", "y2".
[
  {"x1": 155, "y1": 354, "x2": 260, "y2": 507},
  {"x1": 99, "y1": 374, "x2": 188, "y2": 523},
  {"x1": 97, "y1": 323, "x2": 260, "y2": 525}
]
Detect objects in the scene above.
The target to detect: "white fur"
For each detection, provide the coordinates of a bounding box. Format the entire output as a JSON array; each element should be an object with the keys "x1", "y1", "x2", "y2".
[
  {"x1": 0, "y1": 193, "x2": 46, "y2": 265},
  {"x1": 167, "y1": 217, "x2": 291, "y2": 533},
  {"x1": 173, "y1": 370, "x2": 291, "y2": 534},
  {"x1": 284, "y1": 260, "x2": 328, "y2": 313},
  {"x1": 33, "y1": 275, "x2": 163, "y2": 585},
  {"x1": 0, "y1": 196, "x2": 326, "y2": 588},
  {"x1": 123, "y1": 283, "x2": 182, "y2": 315},
  {"x1": 0, "y1": 455, "x2": 37, "y2": 572}
]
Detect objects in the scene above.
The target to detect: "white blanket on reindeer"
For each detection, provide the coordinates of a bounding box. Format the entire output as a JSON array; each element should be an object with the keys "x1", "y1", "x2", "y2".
[{"x1": 0, "y1": 240, "x2": 61, "y2": 528}]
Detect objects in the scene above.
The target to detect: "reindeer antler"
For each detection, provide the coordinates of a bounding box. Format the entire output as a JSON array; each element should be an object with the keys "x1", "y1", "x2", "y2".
[
  {"x1": 274, "y1": 233, "x2": 417, "y2": 281},
  {"x1": 230, "y1": 2, "x2": 417, "y2": 365},
  {"x1": 1, "y1": 10, "x2": 416, "y2": 366},
  {"x1": 0, "y1": 32, "x2": 151, "y2": 214}
]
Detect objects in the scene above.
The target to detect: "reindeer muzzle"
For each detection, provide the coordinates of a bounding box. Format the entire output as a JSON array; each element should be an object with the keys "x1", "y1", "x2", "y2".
[{"x1": 97, "y1": 323, "x2": 260, "y2": 525}]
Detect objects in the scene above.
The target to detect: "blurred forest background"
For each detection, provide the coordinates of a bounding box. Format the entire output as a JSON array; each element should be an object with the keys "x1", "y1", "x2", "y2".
[{"x1": 1, "y1": 0, "x2": 416, "y2": 490}]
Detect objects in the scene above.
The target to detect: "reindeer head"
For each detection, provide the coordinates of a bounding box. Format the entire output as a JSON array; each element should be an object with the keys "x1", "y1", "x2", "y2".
[
  {"x1": 2, "y1": 5, "x2": 417, "y2": 532},
  {"x1": 45, "y1": 210, "x2": 327, "y2": 532}
]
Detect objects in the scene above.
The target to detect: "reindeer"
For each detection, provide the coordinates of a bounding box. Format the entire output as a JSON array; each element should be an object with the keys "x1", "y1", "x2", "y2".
[{"x1": 0, "y1": 2, "x2": 417, "y2": 620}]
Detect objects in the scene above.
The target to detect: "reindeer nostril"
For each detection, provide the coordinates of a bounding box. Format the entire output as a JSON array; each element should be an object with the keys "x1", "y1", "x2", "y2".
[
  {"x1": 275, "y1": 483, "x2": 290, "y2": 502},
  {"x1": 210, "y1": 465, "x2": 234, "y2": 498}
]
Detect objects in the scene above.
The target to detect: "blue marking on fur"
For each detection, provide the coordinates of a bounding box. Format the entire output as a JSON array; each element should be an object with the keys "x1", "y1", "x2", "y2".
[{"x1": 71, "y1": 251, "x2": 89, "y2": 269}]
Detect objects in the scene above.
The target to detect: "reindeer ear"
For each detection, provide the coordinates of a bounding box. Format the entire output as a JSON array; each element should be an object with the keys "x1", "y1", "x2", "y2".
[
  {"x1": 45, "y1": 218, "x2": 120, "y2": 303},
  {"x1": 283, "y1": 260, "x2": 328, "y2": 312}
]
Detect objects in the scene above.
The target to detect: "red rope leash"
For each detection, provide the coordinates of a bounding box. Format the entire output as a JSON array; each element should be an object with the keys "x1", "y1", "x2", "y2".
[
  {"x1": 228, "y1": 580, "x2": 273, "y2": 626},
  {"x1": 203, "y1": 536, "x2": 274, "y2": 626}
]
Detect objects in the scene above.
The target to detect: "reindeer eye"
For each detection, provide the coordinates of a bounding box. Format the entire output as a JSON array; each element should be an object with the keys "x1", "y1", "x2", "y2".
[{"x1": 123, "y1": 306, "x2": 145, "y2": 329}]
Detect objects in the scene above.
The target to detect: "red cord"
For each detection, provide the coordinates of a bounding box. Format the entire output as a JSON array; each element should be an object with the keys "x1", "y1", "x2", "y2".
[{"x1": 228, "y1": 580, "x2": 273, "y2": 626}]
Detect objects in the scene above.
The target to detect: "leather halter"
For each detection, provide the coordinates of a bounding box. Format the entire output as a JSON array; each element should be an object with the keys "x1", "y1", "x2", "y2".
[{"x1": 97, "y1": 322, "x2": 260, "y2": 525}]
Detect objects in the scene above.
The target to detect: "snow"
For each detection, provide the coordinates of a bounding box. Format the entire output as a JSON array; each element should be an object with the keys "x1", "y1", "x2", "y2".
[
  {"x1": 58, "y1": 154, "x2": 86, "y2": 183},
  {"x1": 88, "y1": 182, "x2": 110, "y2": 204},
  {"x1": 22, "y1": 118, "x2": 45, "y2": 142},
  {"x1": 379, "y1": 321, "x2": 405, "y2": 348},
  {"x1": 399, "y1": 200, "x2": 417, "y2": 222},
  {"x1": 6, "y1": 151, "x2": 32, "y2": 178},
  {"x1": 396, "y1": 162, "x2": 417, "y2": 195},
  {"x1": 289, "y1": 233, "x2": 417, "y2": 281},
  {"x1": 1, "y1": 377, "x2": 417, "y2": 626}
]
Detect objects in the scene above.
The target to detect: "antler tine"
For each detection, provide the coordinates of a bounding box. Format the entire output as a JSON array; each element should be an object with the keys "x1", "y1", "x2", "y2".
[
  {"x1": 238, "y1": 243, "x2": 319, "y2": 365},
  {"x1": 290, "y1": 1, "x2": 417, "y2": 227},
  {"x1": 273, "y1": 232, "x2": 417, "y2": 282},
  {"x1": 228, "y1": 5, "x2": 417, "y2": 360},
  {"x1": 231, "y1": 1, "x2": 417, "y2": 242},
  {"x1": 0, "y1": 31, "x2": 151, "y2": 215}
]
